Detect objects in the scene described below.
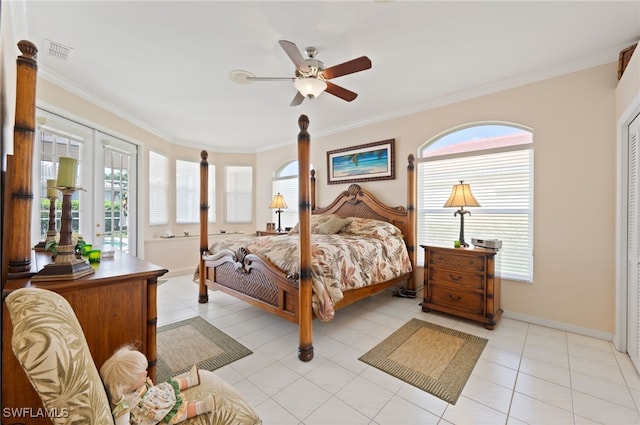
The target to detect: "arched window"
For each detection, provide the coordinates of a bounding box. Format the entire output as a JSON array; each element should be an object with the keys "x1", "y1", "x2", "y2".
[
  {"x1": 417, "y1": 123, "x2": 533, "y2": 281},
  {"x1": 271, "y1": 160, "x2": 312, "y2": 230}
]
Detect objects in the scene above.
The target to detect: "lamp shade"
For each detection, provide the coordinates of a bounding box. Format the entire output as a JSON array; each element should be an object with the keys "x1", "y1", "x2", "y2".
[
  {"x1": 293, "y1": 77, "x2": 327, "y2": 98},
  {"x1": 443, "y1": 181, "x2": 480, "y2": 208},
  {"x1": 269, "y1": 193, "x2": 288, "y2": 209}
]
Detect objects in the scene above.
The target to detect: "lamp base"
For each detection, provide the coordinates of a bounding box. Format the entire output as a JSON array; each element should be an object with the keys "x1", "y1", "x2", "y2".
[
  {"x1": 32, "y1": 244, "x2": 95, "y2": 281},
  {"x1": 31, "y1": 259, "x2": 95, "y2": 281}
]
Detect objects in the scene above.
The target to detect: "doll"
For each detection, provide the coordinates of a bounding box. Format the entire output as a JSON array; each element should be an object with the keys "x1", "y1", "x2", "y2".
[{"x1": 100, "y1": 344, "x2": 215, "y2": 425}]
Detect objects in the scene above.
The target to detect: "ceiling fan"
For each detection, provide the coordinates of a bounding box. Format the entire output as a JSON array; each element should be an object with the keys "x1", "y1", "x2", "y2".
[{"x1": 230, "y1": 40, "x2": 372, "y2": 106}]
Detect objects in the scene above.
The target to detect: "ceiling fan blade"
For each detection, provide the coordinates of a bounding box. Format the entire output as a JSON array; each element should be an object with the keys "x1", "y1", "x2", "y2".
[
  {"x1": 290, "y1": 91, "x2": 305, "y2": 107},
  {"x1": 321, "y1": 56, "x2": 371, "y2": 80},
  {"x1": 279, "y1": 40, "x2": 311, "y2": 73},
  {"x1": 325, "y1": 82, "x2": 358, "y2": 102}
]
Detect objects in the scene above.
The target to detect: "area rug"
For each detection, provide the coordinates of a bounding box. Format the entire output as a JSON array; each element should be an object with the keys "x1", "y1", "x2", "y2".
[
  {"x1": 358, "y1": 318, "x2": 487, "y2": 404},
  {"x1": 156, "y1": 316, "x2": 252, "y2": 383}
]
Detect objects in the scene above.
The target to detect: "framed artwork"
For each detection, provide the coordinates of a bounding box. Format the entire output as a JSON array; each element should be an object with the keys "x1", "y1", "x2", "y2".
[{"x1": 327, "y1": 139, "x2": 395, "y2": 184}]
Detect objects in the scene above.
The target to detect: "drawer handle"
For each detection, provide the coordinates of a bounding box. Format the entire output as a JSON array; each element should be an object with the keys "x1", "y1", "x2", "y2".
[
  {"x1": 448, "y1": 294, "x2": 462, "y2": 302},
  {"x1": 448, "y1": 274, "x2": 462, "y2": 281}
]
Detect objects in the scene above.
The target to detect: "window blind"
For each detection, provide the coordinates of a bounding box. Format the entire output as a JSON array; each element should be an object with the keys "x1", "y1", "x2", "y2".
[
  {"x1": 176, "y1": 161, "x2": 215, "y2": 224},
  {"x1": 417, "y1": 146, "x2": 533, "y2": 281},
  {"x1": 149, "y1": 151, "x2": 169, "y2": 225},
  {"x1": 225, "y1": 165, "x2": 252, "y2": 223}
]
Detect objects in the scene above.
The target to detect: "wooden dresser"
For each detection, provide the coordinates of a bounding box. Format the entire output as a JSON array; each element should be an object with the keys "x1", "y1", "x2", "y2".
[
  {"x1": 421, "y1": 245, "x2": 502, "y2": 329},
  {"x1": 2, "y1": 251, "x2": 167, "y2": 425}
]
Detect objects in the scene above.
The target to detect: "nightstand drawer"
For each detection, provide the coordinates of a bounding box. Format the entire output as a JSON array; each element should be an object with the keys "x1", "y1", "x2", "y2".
[
  {"x1": 429, "y1": 250, "x2": 486, "y2": 273},
  {"x1": 429, "y1": 268, "x2": 484, "y2": 290},
  {"x1": 430, "y1": 285, "x2": 484, "y2": 315}
]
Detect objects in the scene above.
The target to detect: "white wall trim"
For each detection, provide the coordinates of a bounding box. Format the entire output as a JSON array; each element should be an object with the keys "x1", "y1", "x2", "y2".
[{"x1": 503, "y1": 310, "x2": 615, "y2": 343}]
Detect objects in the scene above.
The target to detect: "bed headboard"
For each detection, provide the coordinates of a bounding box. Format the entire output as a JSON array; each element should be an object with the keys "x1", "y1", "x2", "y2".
[
  {"x1": 312, "y1": 155, "x2": 416, "y2": 264},
  {"x1": 313, "y1": 184, "x2": 410, "y2": 236}
]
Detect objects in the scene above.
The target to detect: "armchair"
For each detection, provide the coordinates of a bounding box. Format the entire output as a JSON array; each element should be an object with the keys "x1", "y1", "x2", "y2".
[{"x1": 5, "y1": 287, "x2": 261, "y2": 425}]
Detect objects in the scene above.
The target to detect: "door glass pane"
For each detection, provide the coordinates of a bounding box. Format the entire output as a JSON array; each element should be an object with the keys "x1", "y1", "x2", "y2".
[
  {"x1": 103, "y1": 148, "x2": 131, "y2": 253},
  {"x1": 38, "y1": 128, "x2": 84, "y2": 240}
]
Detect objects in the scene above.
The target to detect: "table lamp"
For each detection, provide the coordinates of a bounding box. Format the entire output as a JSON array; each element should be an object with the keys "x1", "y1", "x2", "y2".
[
  {"x1": 269, "y1": 193, "x2": 288, "y2": 233},
  {"x1": 443, "y1": 180, "x2": 480, "y2": 248}
]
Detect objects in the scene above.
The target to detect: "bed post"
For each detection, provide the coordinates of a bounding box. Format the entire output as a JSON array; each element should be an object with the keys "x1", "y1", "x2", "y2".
[
  {"x1": 297, "y1": 115, "x2": 314, "y2": 361},
  {"x1": 310, "y1": 169, "x2": 316, "y2": 211},
  {"x1": 6, "y1": 41, "x2": 38, "y2": 280},
  {"x1": 198, "y1": 150, "x2": 209, "y2": 303},
  {"x1": 406, "y1": 154, "x2": 416, "y2": 290}
]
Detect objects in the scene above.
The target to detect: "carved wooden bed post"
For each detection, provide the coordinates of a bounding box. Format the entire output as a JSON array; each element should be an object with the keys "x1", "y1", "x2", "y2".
[
  {"x1": 297, "y1": 114, "x2": 314, "y2": 361},
  {"x1": 199, "y1": 150, "x2": 209, "y2": 303},
  {"x1": 6, "y1": 40, "x2": 38, "y2": 280},
  {"x1": 407, "y1": 154, "x2": 416, "y2": 275}
]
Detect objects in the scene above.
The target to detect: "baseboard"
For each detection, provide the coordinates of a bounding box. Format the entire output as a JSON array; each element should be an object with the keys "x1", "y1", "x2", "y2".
[
  {"x1": 165, "y1": 266, "x2": 196, "y2": 278},
  {"x1": 503, "y1": 310, "x2": 614, "y2": 342}
]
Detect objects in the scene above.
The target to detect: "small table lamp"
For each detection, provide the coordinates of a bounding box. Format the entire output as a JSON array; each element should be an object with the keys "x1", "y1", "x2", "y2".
[
  {"x1": 443, "y1": 180, "x2": 480, "y2": 247},
  {"x1": 269, "y1": 193, "x2": 288, "y2": 233}
]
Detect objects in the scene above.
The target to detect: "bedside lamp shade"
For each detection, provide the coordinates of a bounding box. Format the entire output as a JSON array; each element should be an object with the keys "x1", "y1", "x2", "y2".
[
  {"x1": 269, "y1": 193, "x2": 288, "y2": 210},
  {"x1": 444, "y1": 181, "x2": 480, "y2": 247},
  {"x1": 443, "y1": 181, "x2": 480, "y2": 209},
  {"x1": 269, "y1": 193, "x2": 288, "y2": 233}
]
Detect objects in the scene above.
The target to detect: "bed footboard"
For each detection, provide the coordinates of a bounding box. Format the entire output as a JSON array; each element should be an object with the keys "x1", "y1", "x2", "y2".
[{"x1": 202, "y1": 249, "x2": 300, "y2": 323}]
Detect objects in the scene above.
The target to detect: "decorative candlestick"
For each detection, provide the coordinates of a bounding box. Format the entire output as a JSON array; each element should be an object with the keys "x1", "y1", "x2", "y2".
[
  {"x1": 32, "y1": 186, "x2": 95, "y2": 281},
  {"x1": 34, "y1": 179, "x2": 59, "y2": 252}
]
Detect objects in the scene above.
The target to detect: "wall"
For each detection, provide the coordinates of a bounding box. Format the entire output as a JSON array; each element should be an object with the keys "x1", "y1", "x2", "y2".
[
  {"x1": 257, "y1": 63, "x2": 619, "y2": 337},
  {"x1": 35, "y1": 80, "x2": 257, "y2": 271}
]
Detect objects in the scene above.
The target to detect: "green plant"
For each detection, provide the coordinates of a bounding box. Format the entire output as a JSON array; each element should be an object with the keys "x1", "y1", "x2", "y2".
[{"x1": 45, "y1": 234, "x2": 87, "y2": 257}]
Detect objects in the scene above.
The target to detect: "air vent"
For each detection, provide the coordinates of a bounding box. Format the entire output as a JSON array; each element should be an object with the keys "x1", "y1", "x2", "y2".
[{"x1": 44, "y1": 39, "x2": 73, "y2": 61}]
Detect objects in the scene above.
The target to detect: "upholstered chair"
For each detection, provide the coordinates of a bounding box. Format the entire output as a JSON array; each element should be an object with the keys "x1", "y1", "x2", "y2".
[{"x1": 5, "y1": 287, "x2": 262, "y2": 425}]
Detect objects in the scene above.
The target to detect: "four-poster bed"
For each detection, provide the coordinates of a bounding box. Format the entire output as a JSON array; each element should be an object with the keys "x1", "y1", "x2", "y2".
[{"x1": 198, "y1": 115, "x2": 416, "y2": 361}]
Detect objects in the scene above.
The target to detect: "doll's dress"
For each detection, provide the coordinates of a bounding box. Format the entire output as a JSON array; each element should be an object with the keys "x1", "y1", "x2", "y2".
[{"x1": 113, "y1": 377, "x2": 187, "y2": 425}]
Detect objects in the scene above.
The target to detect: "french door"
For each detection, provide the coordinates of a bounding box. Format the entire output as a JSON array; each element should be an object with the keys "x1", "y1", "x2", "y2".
[
  {"x1": 93, "y1": 132, "x2": 137, "y2": 256},
  {"x1": 35, "y1": 109, "x2": 138, "y2": 257}
]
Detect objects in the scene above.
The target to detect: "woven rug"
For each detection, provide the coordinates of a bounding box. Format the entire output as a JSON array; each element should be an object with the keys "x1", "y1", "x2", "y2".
[
  {"x1": 359, "y1": 318, "x2": 487, "y2": 404},
  {"x1": 156, "y1": 316, "x2": 252, "y2": 383}
]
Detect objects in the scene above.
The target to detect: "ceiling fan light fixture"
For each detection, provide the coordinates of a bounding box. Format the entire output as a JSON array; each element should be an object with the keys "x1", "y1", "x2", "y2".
[{"x1": 294, "y1": 77, "x2": 327, "y2": 99}]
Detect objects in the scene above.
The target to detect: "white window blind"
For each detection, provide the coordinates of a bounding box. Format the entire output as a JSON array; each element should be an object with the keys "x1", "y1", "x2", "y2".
[
  {"x1": 225, "y1": 165, "x2": 252, "y2": 223},
  {"x1": 149, "y1": 151, "x2": 169, "y2": 225},
  {"x1": 176, "y1": 160, "x2": 216, "y2": 224},
  {"x1": 417, "y1": 146, "x2": 533, "y2": 281}
]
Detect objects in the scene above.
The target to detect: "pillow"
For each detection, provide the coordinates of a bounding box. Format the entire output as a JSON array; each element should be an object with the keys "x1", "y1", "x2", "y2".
[
  {"x1": 342, "y1": 217, "x2": 402, "y2": 238},
  {"x1": 318, "y1": 217, "x2": 351, "y2": 235},
  {"x1": 288, "y1": 214, "x2": 338, "y2": 234}
]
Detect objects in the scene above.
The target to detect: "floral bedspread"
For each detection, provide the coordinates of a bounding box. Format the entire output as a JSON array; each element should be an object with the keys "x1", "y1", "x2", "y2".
[{"x1": 205, "y1": 217, "x2": 412, "y2": 321}]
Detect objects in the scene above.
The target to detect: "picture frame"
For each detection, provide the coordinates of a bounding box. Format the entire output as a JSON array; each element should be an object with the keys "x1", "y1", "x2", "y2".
[{"x1": 327, "y1": 139, "x2": 395, "y2": 184}]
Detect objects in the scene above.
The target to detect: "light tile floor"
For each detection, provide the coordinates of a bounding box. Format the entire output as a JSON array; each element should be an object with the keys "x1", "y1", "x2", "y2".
[{"x1": 158, "y1": 274, "x2": 640, "y2": 424}]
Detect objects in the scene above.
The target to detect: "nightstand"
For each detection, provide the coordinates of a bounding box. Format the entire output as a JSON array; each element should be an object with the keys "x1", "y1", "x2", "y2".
[
  {"x1": 421, "y1": 245, "x2": 502, "y2": 329},
  {"x1": 256, "y1": 230, "x2": 288, "y2": 236}
]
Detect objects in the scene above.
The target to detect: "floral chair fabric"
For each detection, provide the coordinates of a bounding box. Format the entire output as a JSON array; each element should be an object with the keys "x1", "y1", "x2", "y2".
[
  {"x1": 6, "y1": 288, "x2": 262, "y2": 425},
  {"x1": 6, "y1": 287, "x2": 115, "y2": 424}
]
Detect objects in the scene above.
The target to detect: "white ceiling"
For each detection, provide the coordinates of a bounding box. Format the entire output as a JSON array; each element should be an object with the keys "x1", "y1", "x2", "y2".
[{"x1": 9, "y1": 1, "x2": 640, "y2": 152}]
